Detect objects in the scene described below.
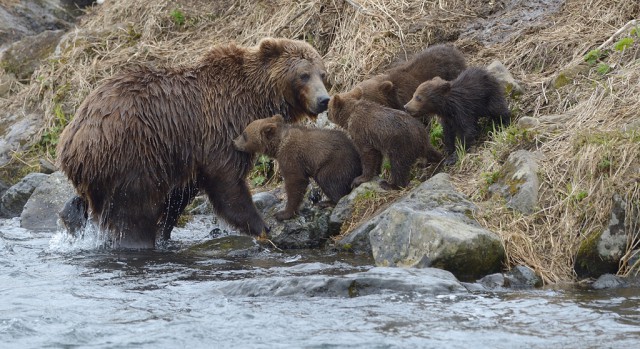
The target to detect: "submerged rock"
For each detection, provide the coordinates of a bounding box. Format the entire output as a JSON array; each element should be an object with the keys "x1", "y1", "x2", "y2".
[
  {"x1": 504, "y1": 265, "x2": 542, "y2": 288},
  {"x1": 591, "y1": 274, "x2": 626, "y2": 290},
  {"x1": 0, "y1": 172, "x2": 48, "y2": 218},
  {"x1": 182, "y1": 235, "x2": 263, "y2": 259},
  {"x1": 216, "y1": 266, "x2": 466, "y2": 297},
  {"x1": 20, "y1": 171, "x2": 75, "y2": 231}
]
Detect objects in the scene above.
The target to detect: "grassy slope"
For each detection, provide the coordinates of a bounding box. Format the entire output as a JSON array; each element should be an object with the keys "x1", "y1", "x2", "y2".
[{"x1": 1, "y1": 0, "x2": 638, "y2": 282}]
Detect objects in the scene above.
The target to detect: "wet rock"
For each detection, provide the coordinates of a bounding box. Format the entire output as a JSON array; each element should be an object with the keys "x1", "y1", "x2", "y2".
[
  {"x1": 1, "y1": 30, "x2": 65, "y2": 81},
  {"x1": 341, "y1": 173, "x2": 505, "y2": 281},
  {"x1": 504, "y1": 265, "x2": 542, "y2": 288},
  {"x1": 216, "y1": 266, "x2": 466, "y2": 297},
  {"x1": 182, "y1": 235, "x2": 263, "y2": 259},
  {"x1": 20, "y1": 171, "x2": 76, "y2": 231},
  {"x1": 478, "y1": 273, "x2": 506, "y2": 289},
  {"x1": 0, "y1": 172, "x2": 48, "y2": 218},
  {"x1": 0, "y1": 112, "x2": 46, "y2": 166},
  {"x1": 486, "y1": 60, "x2": 523, "y2": 98},
  {"x1": 591, "y1": 273, "x2": 626, "y2": 290},
  {"x1": 575, "y1": 194, "x2": 634, "y2": 277},
  {"x1": 489, "y1": 150, "x2": 540, "y2": 215},
  {"x1": 517, "y1": 116, "x2": 540, "y2": 129},
  {"x1": 252, "y1": 191, "x2": 279, "y2": 213},
  {"x1": 267, "y1": 202, "x2": 332, "y2": 249},
  {"x1": 329, "y1": 180, "x2": 386, "y2": 235}
]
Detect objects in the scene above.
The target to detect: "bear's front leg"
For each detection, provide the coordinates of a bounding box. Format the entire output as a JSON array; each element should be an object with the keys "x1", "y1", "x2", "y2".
[
  {"x1": 276, "y1": 175, "x2": 309, "y2": 221},
  {"x1": 202, "y1": 175, "x2": 268, "y2": 237},
  {"x1": 352, "y1": 147, "x2": 382, "y2": 188}
]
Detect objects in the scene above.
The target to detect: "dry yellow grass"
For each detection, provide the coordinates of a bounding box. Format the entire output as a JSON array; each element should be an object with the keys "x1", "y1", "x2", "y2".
[{"x1": 1, "y1": 0, "x2": 638, "y2": 282}]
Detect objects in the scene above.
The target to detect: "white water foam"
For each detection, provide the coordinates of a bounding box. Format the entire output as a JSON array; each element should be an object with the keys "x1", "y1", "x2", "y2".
[{"x1": 48, "y1": 221, "x2": 110, "y2": 253}]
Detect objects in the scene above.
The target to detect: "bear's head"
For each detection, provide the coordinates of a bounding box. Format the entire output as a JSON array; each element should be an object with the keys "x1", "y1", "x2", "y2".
[
  {"x1": 258, "y1": 38, "x2": 330, "y2": 122},
  {"x1": 355, "y1": 75, "x2": 401, "y2": 109},
  {"x1": 404, "y1": 77, "x2": 449, "y2": 117},
  {"x1": 327, "y1": 87, "x2": 363, "y2": 128},
  {"x1": 233, "y1": 114, "x2": 285, "y2": 157}
]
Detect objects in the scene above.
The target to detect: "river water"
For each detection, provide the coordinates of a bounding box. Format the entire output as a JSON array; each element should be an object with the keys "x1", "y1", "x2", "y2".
[{"x1": 1, "y1": 217, "x2": 639, "y2": 349}]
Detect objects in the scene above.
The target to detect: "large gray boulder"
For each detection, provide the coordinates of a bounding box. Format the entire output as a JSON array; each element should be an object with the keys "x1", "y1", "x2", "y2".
[
  {"x1": 339, "y1": 173, "x2": 505, "y2": 281},
  {"x1": 20, "y1": 171, "x2": 76, "y2": 231},
  {"x1": 0, "y1": 172, "x2": 49, "y2": 218},
  {"x1": 489, "y1": 150, "x2": 540, "y2": 214},
  {"x1": 0, "y1": 112, "x2": 46, "y2": 166}
]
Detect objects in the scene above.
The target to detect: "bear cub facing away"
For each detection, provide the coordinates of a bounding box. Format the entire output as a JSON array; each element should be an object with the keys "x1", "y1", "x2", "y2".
[
  {"x1": 233, "y1": 114, "x2": 362, "y2": 221},
  {"x1": 328, "y1": 87, "x2": 443, "y2": 190},
  {"x1": 405, "y1": 67, "x2": 511, "y2": 165}
]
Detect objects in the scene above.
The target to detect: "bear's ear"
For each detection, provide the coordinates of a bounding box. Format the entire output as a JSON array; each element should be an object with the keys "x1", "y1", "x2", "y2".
[
  {"x1": 261, "y1": 123, "x2": 277, "y2": 139},
  {"x1": 259, "y1": 38, "x2": 283, "y2": 60},
  {"x1": 439, "y1": 81, "x2": 452, "y2": 93},
  {"x1": 332, "y1": 95, "x2": 342, "y2": 107},
  {"x1": 272, "y1": 114, "x2": 285, "y2": 123},
  {"x1": 352, "y1": 87, "x2": 363, "y2": 100},
  {"x1": 380, "y1": 80, "x2": 395, "y2": 93}
]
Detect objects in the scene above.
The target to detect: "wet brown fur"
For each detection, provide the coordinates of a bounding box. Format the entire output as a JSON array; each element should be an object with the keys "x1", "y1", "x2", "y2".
[
  {"x1": 356, "y1": 44, "x2": 467, "y2": 113},
  {"x1": 56, "y1": 38, "x2": 330, "y2": 248},
  {"x1": 233, "y1": 115, "x2": 362, "y2": 220},
  {"x1": 327, "y1": 88, "x2": 443, "y2": 190},
  {"x1": 405, "y1": 67, "x2": 511, "y2": 165}
]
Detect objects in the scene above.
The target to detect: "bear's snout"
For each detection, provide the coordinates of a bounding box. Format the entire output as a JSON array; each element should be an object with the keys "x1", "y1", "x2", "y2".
[{"x1": 316, "y1": 96, "x2": 330, "y2": 113}]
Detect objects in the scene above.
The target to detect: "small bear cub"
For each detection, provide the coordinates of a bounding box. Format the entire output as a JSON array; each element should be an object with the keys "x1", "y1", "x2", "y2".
[
  {"x1": 404, "y1": 67, "x2": 511, "y2": 165},
  {"x1": 327, "y1": 87, "x2": 442, "y2": 190},
  {"x1": 233, "y1": 114, "x2": 362, "y2": 221}
]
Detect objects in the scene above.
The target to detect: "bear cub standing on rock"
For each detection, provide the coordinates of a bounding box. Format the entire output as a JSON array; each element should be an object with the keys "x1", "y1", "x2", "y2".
[
  {"x1": 233, "y1": 114, "x2": 362, "y2": 221},
  {"x1": 405, "y1": 67, "x2": 511, "y2": 165},
  {"x1": 328, "y1": 87, "x2": 443, "y2": 190}
]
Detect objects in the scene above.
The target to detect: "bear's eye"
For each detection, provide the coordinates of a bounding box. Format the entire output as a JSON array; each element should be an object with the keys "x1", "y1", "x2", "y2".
[
  {"x1": 300, "y1": 73, "x2": 310, "y2": 82},
  {"x1": 415, "y1": 96, "x2": 422, "y2": 102},
  {"x1": 320, "y1": 72, "x2": 327, "y2": 81},
  {"x1": 242, "y1": 132, "x2": 248, "y2": 141}
]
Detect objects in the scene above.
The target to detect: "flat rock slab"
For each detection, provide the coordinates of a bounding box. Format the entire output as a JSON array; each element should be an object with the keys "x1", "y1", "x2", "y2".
[{"x1": 20, "y1": 171, "x2": 76, "y2": 231}]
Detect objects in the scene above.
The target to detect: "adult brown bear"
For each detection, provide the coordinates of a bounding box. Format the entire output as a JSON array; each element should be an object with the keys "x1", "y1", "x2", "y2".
[{"x1": 56, "y1": 38, "x2": 330, "y2": 249}]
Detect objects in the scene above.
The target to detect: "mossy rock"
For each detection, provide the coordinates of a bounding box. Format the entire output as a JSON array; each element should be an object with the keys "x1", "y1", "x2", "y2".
[{"x1": 574, "y1": 230, "x2": 618, "y2": 277}]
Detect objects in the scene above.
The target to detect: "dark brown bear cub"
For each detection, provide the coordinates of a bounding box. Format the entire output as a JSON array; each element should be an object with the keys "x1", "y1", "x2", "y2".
[
  {"x1": 233, "y1": 114, "x2": 362, "y2": 221},
  {"x1": 327, "y1": 88, "x2": 442, "y2": 190},
  {"x1": 405, "y1": 67, "x2": 511, "y2": 165},
  {"x1": 356, "y1": 44, "x2": 466, "y2": 116}
]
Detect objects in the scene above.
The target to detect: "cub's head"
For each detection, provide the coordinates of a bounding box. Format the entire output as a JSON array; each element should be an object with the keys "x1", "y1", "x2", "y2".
[
  {"x1": 258, "y1": 38, "x2": 330, "y2": 121},
  {"x1": 327, "y1": 87, "x2": 363, "y2": 128},
  {"x1": 404, "y1": 77, "x2": 449, "y2": 117},
  {"x1": 233, "y1": 114, "x2": 285, "y2": 157},
  {"x1": 355, "y1": 75, "x2": 401, "y2": 109}
]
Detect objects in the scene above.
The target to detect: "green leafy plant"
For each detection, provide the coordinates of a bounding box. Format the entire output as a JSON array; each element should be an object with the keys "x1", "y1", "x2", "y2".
[
  {"x1": 614, "y1": 37, "x2": 634, "y2": 51},
  {"x1": 37, "y1": 104, "x2": 69, "y2": 157},
  {"x1": 482, "y1": 170, "x2": 501, "y2": 186},
  {"x1": 249, "y1": 154, "x2": 274, "y2": 187},
  {"x1": 583, "y1": 49, "x2": 603, "y2": 65},
  {"x1": 596, "y1": 63, "x2": 611, "y2": 75},
  {"x1": 429, "y1": 121, "x2": 443, "y2": 148},
  {"x1": 170, "y1": 9, "x2": 186, "y2": 26}
]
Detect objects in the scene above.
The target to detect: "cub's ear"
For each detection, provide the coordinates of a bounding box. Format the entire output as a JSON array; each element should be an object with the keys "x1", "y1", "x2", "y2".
[
  {"x1": 380, "y1": 80, "x2": 395, "y2": 93},
  {"x1": 272, "y1": 114, "x2": 285, "y2": 123},
  {"x1": 352, "y1": 87, "x2": 363, "y2": 100},
  {"x1": 259, "y1": 38, "x2": 283, "y2": 59},
  {"x1": 331, "y1": 95, "x2": 342, "y2": 108},
  {"x1": 440, "y1": 81, "x2": 452, "y2": 93},
  {"x1": 261, "y1": 123, "x2": 277, "y2": 139}
]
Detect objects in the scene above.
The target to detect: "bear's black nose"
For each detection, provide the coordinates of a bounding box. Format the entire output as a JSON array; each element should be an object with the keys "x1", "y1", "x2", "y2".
[{"x1": 317, "y1": 96, "x2": 330, "y2": 112}]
